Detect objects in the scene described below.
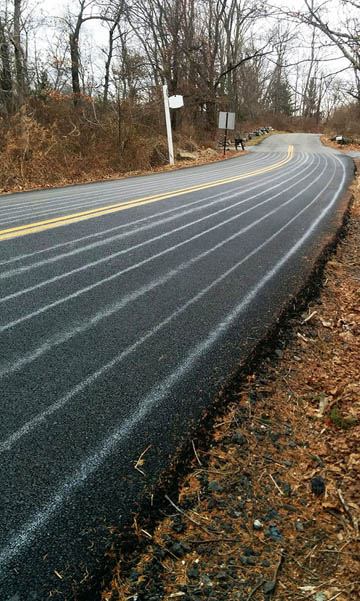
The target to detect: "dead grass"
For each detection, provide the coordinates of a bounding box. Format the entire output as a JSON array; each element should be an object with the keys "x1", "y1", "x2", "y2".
[{"x1": 0, "y1": 92, "x2": 283, "y2": 196}]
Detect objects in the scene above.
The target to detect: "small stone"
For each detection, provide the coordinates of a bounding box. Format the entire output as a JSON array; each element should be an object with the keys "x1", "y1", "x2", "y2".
[
  {"x1": 171, "y1": 519, "x2": 185, "y2": 533},
  {"x1": 269, "y1": 431, "x2": 281, "y2": 443},
  {"x1": 155, "y1": 547, "x2": 166, "y2": 558},
  {"x1": 188, "y1": 567, "x2": 200, "y2": 579},
  {"x1": 233, "y1": 430, "x2": 246, "y2": 445},
  {"x1": 208, "y1": 480, "x2": 223, "y2": 493},
  {"x1": 262, "y1": 559, "x2": 271, "y2": 567},
  {"x1": 253, "y1": 519, "x2": 263, "y2": 530},
  {"x1": 171, "y1": 541, "x2": 189, "y2": 557},
  {"x1": 313, "y1": 593, "x2": 327, "y2": 601},
  {"x1": 281, "y1": 481, "x2": 291, "y2": 496},
  {"x1": 293, "y1": 355, "x2": 302, "y2": 362},
  {"x1": 246, "y1": 557, "x2": 255, "y2": 566},
  {"x1": 264, "y1": 580, "x2": 276, "y2": 594},
  {"x1": 265, "y1": 523, "x2": 282, "y2": 541},
  {"x1": 275, "y1": 349, "x2": 284, "y2": 358},
  {"x1": 295, "y1": 520, "x2": 304, "y2": 532},
  {"x1": 216, "y1": 571, "x2": 227, "y2": 580},
  {"x1": 228, "y1": 508, "x2": 242, "y2": 518},
  {"x1": 311, "y1": 476, "x2": 326, "y2": 496},
  {"x1": 264, "y1": 508, "x2": 279, "y2": 521},
  {"x1": 201, "y1": 574, "x2": 213, "y2": 586},
  {"x1": 177, "y1": 151, "x2": 198, "y2": 160},
  {"x1": 289, "y1": 441, "x2": 297, "y2": 449}
]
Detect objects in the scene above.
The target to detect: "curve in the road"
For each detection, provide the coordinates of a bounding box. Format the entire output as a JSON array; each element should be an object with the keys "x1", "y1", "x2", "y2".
[
  {"x1": 0, "y1": 147, "x2": 293, "y2": 240},
  {"x1": 0, "y1": 134, "x2": 353, "y2": 600}
]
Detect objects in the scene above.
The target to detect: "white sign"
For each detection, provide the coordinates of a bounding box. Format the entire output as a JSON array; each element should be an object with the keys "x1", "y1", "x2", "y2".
[
  {"x1": 169, "y1": 95, "x2": 184, "y2": 109},
  {"x1": 218, "y1": 111, "x2": 235, "y2": 130}
]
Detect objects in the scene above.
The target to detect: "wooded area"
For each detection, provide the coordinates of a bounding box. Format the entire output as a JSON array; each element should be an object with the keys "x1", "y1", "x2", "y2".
[{"x1": 0, "y1": 0, "x2": 359, "y2": 191}]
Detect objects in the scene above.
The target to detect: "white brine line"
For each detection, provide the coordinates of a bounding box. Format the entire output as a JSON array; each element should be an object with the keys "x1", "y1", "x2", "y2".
[
  {"x1": 0, "y1": 156, "x2": 324, "y2": 378},
  {"x1": 0, "y1": 153, "x2": 288, "y2": 267},
  {"x1": 0, "y1": 154, "x2": 304, "y2": 279},
  {"x1": 0, "y1": 153, "x2": 338, "y2": 437},
  {"x1": 0, "y1": 154, "x2": 334, "y2": 449},
  {"x1": 0, "y1": 153, "x2": 295, "y2": 268},
  {"x1": 0, "y1": 153, "x2": 346, "y2": 571},
  {"x1": 0, "y1": 154, "x2": 316, "y2": 325},
  {"x1": 0, "y1": 152, "x2": 274, "y2": 214},
  {"x1": 0, "y1": 153, "x2": 275, "y2": 222}
]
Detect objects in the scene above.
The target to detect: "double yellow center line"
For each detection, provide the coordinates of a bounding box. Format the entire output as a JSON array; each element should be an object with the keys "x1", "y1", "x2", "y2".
[{"x1": 0, "y1": 146, "x2": 293, "y2": 241}]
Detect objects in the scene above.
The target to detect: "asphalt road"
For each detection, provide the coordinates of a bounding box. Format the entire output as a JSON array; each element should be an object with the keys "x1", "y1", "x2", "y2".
[{"x1": 0, "y1": 134, "x2": 353, "y2": 600}]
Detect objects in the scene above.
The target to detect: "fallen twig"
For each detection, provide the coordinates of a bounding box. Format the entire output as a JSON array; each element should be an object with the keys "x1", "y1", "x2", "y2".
[
  {"x1": 263, "y1": 455, "x2": 288, "y2": 469},
  {"x1": 134, "y1": 444, "x2": 151, "y2": 475},
  {"x1": 289, "y1": 553, "x2": 317, "y2": 577},
  {"x1": 191, "y1": 439, "x2": 202, "y2": 466},
  {"x1": 188, "y1": 537, "x2": 240, "y2": 544},
  {"x1": 297, "y1": 332, "x2": 308, "y2": 342},
  {"x1": 54, "y1": 570, "x2": 62, "y2": 579},
  {"x1": 338, "y1": 488, "x2": 359, "y2": 537},
  {"x1": 263, "y1": 550, "x2": 284, "y2": 596},
  {"x1": 165, "y1": 495, "x2": 213, "y2": 535},
  {"x1": 301, "y1": 310, "x2": 318, "y2": 324},
  {"x1": 327, "y1": 592, "x2": 342, "y2": 601},
  {"x1": 269, "y1": 473, "x2": 284, "y2": 495}
]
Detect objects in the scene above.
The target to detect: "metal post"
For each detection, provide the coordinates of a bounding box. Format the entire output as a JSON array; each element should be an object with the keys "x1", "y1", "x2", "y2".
[{"x1": 163, "y1": 84, "x2": 174, "y2": 165}]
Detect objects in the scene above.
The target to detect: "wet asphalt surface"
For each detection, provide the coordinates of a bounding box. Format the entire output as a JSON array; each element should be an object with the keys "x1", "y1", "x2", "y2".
[{"x1": 0, "y1": 134, "x2": 354, "y2": 600}]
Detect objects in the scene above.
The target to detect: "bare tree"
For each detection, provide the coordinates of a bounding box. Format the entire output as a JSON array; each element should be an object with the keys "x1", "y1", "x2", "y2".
[
  {"x1": 101, "y1": 1, "x2": 126, "y2": 103},
  {"x1": 13, "y1": 0, "x2": 27, "y2": 106},
  {"x1": 65, "y1": 0, "x2": 115, "y2": 104},
  {"x1": 285, "y1": 0, "x2": 360, "y2": 101},
  {"x1": 0, "y1": 14, "x2": 13, "y2": 111}
]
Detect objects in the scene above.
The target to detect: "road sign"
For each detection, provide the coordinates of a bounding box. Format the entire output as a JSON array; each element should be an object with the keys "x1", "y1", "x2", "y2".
[
  {"x1": 169, "y1": 95, "x2": 184, "y2": 109},
  {"x1": 218, "y1": 111, "x2": 235, "y2": 130}
]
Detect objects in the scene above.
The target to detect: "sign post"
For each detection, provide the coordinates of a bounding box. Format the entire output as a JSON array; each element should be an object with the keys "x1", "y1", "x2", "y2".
[
  {"x1": 163, "y1": 86, "x2": 184, "y2": 166},
  {"x1": 218, "y1": 111, "x2": 235, "y2": 156},
  {"x1": 163, "y1": 84, "x2": 174, "y2": 165}
]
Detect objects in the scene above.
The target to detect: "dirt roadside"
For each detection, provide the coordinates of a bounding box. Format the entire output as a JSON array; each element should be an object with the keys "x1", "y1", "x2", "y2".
[
  {"x1": 0, "y1": 131, "x2": 274, "y2": 196},
  {"x1": 96, "y1": 160, "x2": 360, "y2": 601},
  {"x1": 0, "y1": 144, "x2": 247, "y2": 196}
]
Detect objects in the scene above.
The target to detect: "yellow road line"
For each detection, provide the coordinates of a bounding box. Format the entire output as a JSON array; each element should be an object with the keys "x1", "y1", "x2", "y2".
[{"x1": 0, "y1": 146, "x2": 293, "y2": 241}]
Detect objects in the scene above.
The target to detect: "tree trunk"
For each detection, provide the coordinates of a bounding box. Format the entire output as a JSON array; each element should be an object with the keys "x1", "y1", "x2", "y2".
[
  {"x1": 13, "y1": 0, "x2": 25, "y2": 107},
  {"x1": 70, "y1": 31, "x2": 81, "y2": 104},
  {"x1": 0, "y1": 18, "x2": 12, "y2": 112},
  {"x1": 103, "y1": 22, "x2": 117, "y2": 103}
]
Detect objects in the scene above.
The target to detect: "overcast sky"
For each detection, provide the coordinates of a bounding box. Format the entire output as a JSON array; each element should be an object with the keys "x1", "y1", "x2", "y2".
[{"x1": 27, "y1": 0, "x2": 352, "y2": 95}]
